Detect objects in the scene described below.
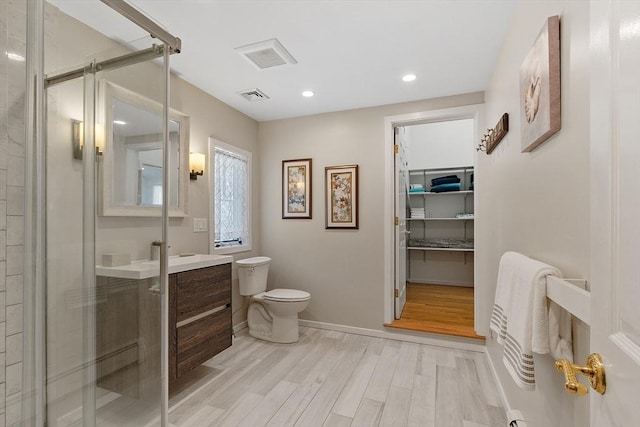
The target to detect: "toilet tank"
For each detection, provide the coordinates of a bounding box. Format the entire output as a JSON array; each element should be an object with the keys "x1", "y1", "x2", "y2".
[{"x1": 236, "y1": 256, "x2": 271, "y2": 296}]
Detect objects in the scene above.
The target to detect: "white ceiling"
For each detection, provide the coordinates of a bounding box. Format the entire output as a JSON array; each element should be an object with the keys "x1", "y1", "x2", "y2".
[{"x1": 50, "y1": 0, "x2": 517, "y2": 122}]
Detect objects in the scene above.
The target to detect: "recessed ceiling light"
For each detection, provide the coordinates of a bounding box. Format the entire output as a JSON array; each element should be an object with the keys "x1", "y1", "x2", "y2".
[
  {"x1": 113, "y1": 120, "x2": 127, "y2": 125},
  {"x1": 6, "y1": 51, "x2": 25, "y2": 62},
  {"x1": 402, "y1": 74, "x2": 417, "y2": 82},
  {"x1": 302, "y1": 90, "x2": 315, "y2": 98}
]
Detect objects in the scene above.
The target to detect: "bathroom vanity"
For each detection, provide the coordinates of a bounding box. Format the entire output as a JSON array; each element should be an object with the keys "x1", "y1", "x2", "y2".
[
  {"x1": 169, "y1": 262, "x2": 231, "y2": 382},
  {"x1": 96, "y1": 254, "x2": 232, "y2": 396}
]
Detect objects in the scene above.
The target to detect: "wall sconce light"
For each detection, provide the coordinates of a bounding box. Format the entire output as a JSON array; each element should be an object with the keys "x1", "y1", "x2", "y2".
[
  {"x1": 190, "y1": 152, "x2": 205, "y2": 180},
  {"x1": 72, "y1": 119, "x2": 105, "y2": 159}
]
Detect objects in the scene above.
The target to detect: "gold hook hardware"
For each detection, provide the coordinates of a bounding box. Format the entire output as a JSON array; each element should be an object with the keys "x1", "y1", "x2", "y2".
[{"x1": 555, "y1": 353, "x2": 606, "y2": 395}]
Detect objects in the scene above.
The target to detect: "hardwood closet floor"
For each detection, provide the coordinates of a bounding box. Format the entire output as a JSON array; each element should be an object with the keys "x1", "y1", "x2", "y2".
[
  {"x1": 167, "y1": 327, "x2": 505, "y2": 427},
  {"x1": 386, "y1": 283, "x2": 484, "y2": 340}
]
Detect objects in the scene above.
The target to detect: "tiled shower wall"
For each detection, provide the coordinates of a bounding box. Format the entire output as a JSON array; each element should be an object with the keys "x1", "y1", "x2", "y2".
[{"x1": 1, "y1": 1, "x2": 27, "y2": 426}]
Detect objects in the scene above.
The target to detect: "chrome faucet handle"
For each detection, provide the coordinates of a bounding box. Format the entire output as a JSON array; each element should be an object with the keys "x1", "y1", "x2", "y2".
[{"x1": 150, "y1": 241, "x2": 171, "y2": 260}]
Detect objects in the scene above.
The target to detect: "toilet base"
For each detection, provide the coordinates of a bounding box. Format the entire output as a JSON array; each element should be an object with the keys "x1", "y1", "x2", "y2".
[{"x1": 247, "y1": 301, "x2": 301, "y2": 344}]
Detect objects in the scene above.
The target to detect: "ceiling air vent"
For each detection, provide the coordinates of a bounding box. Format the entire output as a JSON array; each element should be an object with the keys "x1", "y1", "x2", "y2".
[
  {"x1": 237, "y1": 88, "x2": 270, "y2": 102},
  {"x1": 235, "y1": 38, "x2": 297, "y2": 70}
]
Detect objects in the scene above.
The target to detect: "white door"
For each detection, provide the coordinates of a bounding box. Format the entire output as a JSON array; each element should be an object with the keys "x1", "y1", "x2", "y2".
[
  {"x1": 395, "y1": 127, "x2": 409, "y2": 318},
  {"x1": 590, "y1": 0, "x2": 640, "y2": 424}
]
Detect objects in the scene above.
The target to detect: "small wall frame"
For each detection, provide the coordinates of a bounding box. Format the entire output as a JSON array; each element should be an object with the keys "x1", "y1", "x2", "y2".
[
  {"x1": 282, "y1": 158, "x2": 312, "y2": 219},
  {"x1": 325, "y1": 164, "x2": 359, "y2": 229}
]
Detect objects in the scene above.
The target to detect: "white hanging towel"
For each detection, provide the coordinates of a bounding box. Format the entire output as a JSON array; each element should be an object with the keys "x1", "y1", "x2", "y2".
[{"x1": 490, "y1": 251, "x2": 574, "y2": 390}]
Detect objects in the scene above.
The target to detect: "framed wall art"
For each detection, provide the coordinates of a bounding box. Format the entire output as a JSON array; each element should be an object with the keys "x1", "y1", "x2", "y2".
[
  {"x1": 519, "y1": 15, "x2": 561, "y2": 152},
  {"x1": 282, "y1": 158, "x2": 312, "y2": 219},
  {"x1": 325, "y1": 164, "x2": 359, "y2": 229}
]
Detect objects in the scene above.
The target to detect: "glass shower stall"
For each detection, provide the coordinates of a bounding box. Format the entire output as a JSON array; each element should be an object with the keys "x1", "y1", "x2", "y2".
[{"x1": 19, "y1": 0, "x2": 181, "y2": 425}]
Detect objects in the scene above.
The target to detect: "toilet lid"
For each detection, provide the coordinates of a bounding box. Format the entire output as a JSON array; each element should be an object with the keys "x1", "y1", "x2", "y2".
[
  {"x1": 236, "y1": 256, "x2": 271, "y2": 267},
  {"x1": 263, "y1": 288, "x2": 311, "y2": 302}
]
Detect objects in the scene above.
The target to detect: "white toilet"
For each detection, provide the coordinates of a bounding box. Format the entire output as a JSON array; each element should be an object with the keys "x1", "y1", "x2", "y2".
[{"x1": 236, "y1": 256, "x2": 311, "y2": 343}]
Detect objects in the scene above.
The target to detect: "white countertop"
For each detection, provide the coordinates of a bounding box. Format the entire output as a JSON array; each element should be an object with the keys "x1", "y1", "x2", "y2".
[{"x1": 96, "y1": 254, "x2": 233, "y2": 280}]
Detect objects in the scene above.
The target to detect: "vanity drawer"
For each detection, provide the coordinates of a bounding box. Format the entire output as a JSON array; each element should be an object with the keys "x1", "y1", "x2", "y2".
[
  {"x1": 176, "y1": 307, "x2": 232, "y2": 376},
  {"x1": 175, "y1": 264, "x2": 231, "y2": 322}
]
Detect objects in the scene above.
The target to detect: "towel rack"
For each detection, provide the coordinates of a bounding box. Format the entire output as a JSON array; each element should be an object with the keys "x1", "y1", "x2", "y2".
[{"x1": 546, "y1": 276, "x2": 590, "y2": 325}]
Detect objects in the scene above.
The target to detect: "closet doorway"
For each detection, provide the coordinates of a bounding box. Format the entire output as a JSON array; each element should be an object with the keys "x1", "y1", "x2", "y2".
[{"x1": 383, "y1": 105, "x2": 486, "y2": 340}]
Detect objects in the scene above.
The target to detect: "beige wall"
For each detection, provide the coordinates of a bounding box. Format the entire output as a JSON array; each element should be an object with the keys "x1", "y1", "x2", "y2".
[
  {"x1": 478, "y1": 1, "x2": 590, "y2": 426},
  {"x1": 171, "y1": 77, "x2": 259, "y2": 257},
  {"x1": 258, "y1": 92, "x2": 483, "y2": 330}
]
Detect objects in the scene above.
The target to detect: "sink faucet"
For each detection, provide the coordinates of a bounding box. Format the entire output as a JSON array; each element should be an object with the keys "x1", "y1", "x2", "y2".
[
  {"x1": 151, "y1": 241, "x2": 161, "y2": 260},
  {"x1": 151, "y1": 241, "x2": 172, "y2": 260}
]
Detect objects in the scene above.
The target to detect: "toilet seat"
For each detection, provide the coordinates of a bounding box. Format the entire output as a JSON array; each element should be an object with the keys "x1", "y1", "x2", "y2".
[{"x1": 263, "y1": 288, "x2": 311, "y2": 302}]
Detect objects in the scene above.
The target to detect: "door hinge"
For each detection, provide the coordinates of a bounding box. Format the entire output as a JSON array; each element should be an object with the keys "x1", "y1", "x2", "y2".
[
  {"x1": 394, "y1": 144, "x2": 399, "y2": 154},
  {"x1": 394, "y1": 216, "x2": 399, "y2": 225},
  {"x1": 394, "y1": 289, "x2": 399, "y2": 298}
]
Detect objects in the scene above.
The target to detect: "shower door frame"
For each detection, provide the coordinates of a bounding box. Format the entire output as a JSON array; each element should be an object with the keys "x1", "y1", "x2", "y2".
[{"x1": 25, "y1": 1, "x2": 181, "y2": 425}]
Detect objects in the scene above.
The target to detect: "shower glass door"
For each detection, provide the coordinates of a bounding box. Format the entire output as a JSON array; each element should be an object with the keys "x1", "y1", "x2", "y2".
[{"x1": 42, "y1": 1, "x2": 173, "y2": 425}]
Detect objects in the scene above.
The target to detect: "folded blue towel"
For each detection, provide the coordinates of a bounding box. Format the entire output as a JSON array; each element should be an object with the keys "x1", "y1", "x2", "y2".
[
  {"x1": 431, "y1": 183, "x2": 461, "y2": 193},
  {"x1": 431, "y1": 175, "x2": 460, "y2": 186},
  {"x1": 409, "y1": 188, "x2": 425, "y2": 193}
]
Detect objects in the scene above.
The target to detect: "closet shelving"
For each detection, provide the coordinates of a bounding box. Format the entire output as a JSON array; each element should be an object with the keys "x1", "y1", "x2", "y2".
[{"x1": 406, "y1": 166, "x2": 474, "y2": 285}]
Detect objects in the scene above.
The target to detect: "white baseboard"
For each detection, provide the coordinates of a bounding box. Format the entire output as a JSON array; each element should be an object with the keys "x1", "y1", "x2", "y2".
[
  {"x1": 407, "y1": 279, "x2": 474, "y2": 287},
  {"x1": 483, "y1": 345, "x2": 511, "y2": 414},
  {"x1": 233, "y1": 320, "x2": 248, "y2": 335},
  {"x1": 298, "y1": 319, "x2": 485, "y2": 352}
]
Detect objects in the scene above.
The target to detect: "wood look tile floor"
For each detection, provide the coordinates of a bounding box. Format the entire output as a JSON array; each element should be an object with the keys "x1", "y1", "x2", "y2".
[
  {"x1": 386, "y1": 283, "x2": 484, "y2": 340},
  {"x1": 168, "y1": 327, "x2": 506, "y2": 427}
]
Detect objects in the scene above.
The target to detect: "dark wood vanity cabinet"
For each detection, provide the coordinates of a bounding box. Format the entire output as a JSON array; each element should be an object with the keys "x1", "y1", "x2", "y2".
[
  {"x1": 169, "y1": 263, "x2": 232, "y2": 386},
  {"x1": 97, "y1": 262, "x2": 232, "y2": 398}
]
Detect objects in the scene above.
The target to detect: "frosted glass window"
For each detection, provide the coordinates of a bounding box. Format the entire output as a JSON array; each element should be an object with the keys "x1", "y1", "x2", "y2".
[
  {"x1": 152, "y1": 185, "x2": 163, "y2": 205},
  {"x1": 214, "y1": 146, "x2": 249, "y2": 248}
]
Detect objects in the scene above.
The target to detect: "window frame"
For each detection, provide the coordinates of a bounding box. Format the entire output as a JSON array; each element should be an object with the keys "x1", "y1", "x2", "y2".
[{"x1": 209, "y1": 138, "x2": 252, "y2": 255}]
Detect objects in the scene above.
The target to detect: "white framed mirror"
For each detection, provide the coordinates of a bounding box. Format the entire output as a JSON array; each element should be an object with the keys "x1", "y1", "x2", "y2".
[{"x1": 99, "y1": 80, "x2": 189, "y2": 216}]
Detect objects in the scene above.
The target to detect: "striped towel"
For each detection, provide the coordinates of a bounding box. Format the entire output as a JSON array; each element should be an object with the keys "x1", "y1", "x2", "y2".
[{"x1": 490, "y1": 251, "x2": 572, "y2": 390}]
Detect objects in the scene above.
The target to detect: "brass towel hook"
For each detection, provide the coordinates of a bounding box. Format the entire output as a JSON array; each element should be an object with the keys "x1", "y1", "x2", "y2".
[{"x1": 555, "y1": 353, "x2": 606, "y2": 395}]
